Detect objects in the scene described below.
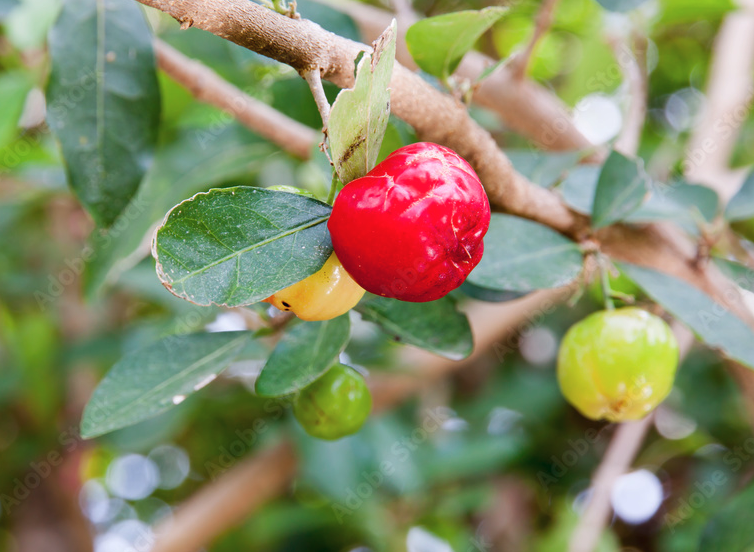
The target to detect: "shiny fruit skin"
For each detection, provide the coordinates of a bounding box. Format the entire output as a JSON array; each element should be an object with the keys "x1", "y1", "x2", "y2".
[
  {"x1": 557, "y1": 307, "x2": 679, "y2": 422},
  {"x1": 293, "y1": 364, "x2": 372, "y2": 440},
  {"x1": 327, "y1": 142, "x2": 491, "y2": 302},
  {"x1": 263, "y1": 253, "x2": 365, "y2": 321}
]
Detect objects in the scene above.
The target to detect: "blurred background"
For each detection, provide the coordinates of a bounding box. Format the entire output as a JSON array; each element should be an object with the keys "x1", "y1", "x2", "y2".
[{"x1": 1, "y1": 0, "x2": 754, "y2": 550}]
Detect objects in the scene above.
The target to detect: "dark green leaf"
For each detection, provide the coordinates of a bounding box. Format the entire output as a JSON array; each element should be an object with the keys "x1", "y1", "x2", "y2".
[
  {"x1": 83, "y1": 127, "x2": 274, "y2": 297},
  {"x1": 594, "y1": 0, "x2": 650, "y2": 12},
  {"x1": 725, "y1": 170, "x2": 754, "y2": 222},
  {"x1": 47, "y1": 0, "x2": 160, "y2": 227},
  {"x1": 505, "y1": 150, "x2": 581, "y2": 188},
  {"x1": 406, "y1": 7, "x2": 507, "y2": 80},
  {"x1": 356, "y1": 295, "x2": 473, "y2": 360},
  {"x1": 329, "y1": 21, "x2": 395, "y2": 185},
  {"x1": 297, "y1": 0, "x2": 360, "y2": 41},
  {"x1": 467, "y1": 214, "x2": 584, "y2": 292},
  {"x1": 698, "y1": 482, "x2": 754, "y2": 552},
  {"x1": 255, "y1": 316, "x2": 351, "y2": 397},
  {"x1": 591, "y1": 151, "x2": 650, "y2": 229},
  {"x1": 459, "y1": 281, "x2": 526, "y2": 303},
  {"x1": 618, "y1": 262, "x2": 754, "y2": 369},
  {"x1": 627, "y1": 180, "x2": 719, "y2": 234},
  {"x1": 153, "y1": 187, "x2": 333, "y2": 307},
  {"x1": 557, "y1": 165, "x2": 600, "y2": 214},
  {"x1": 81, "y1": 332, "x2": 250, "y2": 438},
  {"x1": 712, "y1": 258, "x2": 754, "y2": 293}
]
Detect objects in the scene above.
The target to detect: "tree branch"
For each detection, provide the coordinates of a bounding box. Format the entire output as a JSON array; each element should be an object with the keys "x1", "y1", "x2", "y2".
[
  {"x1": 509, "y1": 0, "x2": 561, "y2": 80},
  {"x1": 154, "y1": 39, "x2": 317, "y2": 159},
  {"x1": 685, "y1": 1, "x2": 754, "y2": 202},
  {"x1": 611, "y1": 33, "x2": 647, "y2": 157},
  {"x1": 314, "y1": 0, "x2": 593, "y2": 152},
  {"x1": 568, "y1": 323, "x2": 695, "y2": 552}
]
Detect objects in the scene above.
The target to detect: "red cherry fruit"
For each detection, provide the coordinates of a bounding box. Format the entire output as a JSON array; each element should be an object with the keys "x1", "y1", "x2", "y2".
[{"x1": 328, "y1": 142, "x2": 491, "y2": 302}]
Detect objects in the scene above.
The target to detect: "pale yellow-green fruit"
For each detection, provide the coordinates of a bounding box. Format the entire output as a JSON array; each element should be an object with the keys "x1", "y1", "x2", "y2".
[
  {"x1": 557, "y1": 307, "x2": 679, "y2": 422},
  {"x1": 263, "y1": 253, "x2": 365, "y2": 321}
]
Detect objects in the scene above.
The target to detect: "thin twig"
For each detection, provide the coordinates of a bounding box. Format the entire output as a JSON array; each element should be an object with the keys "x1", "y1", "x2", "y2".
[
  {"x1": 510, "y1": 0, "x2": 561, "y2": 80},
  {"x1": 685, "y1": 2, "x2": 754, "y2": 202},
  {"x1": 302, "y1": 68, "x2": 331, "y2": 130},
  {"x1": 611, "y1": 32, "x2": 647, "y2": 157},
  {"x1": 568, "y1": 323, "x2": 695, "y2": 552},
  {"x1": 154, "y1": 39, "x2": 317, "y2": 159}
]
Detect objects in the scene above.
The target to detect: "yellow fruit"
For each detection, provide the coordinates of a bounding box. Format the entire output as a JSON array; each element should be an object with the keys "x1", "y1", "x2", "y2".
[{"x1": 263, "y1": 253, "x2": 365, "y2": 321}]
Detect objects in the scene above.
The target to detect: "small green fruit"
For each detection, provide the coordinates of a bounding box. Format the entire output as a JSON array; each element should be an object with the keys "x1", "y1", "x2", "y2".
[
  {"x1": 293, "y1": 364, "x2": 372, "y2": 440},
  {"x1": 557, "y1": 307, "x2": 679, "y2": 422}
]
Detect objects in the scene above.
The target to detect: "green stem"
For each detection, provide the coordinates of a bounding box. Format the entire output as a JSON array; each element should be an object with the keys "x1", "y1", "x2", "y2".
[
  {"x1": 327, "y1": 172, "x2": 340, "y2": 205},
  {"x1": 599, "y1": 260, "x2": 615, "y2": 311}
]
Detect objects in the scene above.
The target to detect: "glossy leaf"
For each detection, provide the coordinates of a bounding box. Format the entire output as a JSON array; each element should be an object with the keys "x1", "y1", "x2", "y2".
[
  {"x1": 153, "y1": 187, "x2": 333, "y2": 307},
  {"x1": 506, "y1": 150, "x2": 581, "y2": 188},
  {"x1": 467, "y1": 214, "x2": 584, "y2": 292},
  {"x1": 618, "y1": 262, "x2": 754, "y2": 370},
  {"x1": 255, "y1": 316, "x2": 351, "y2": 397},
  {"x1": 712, "y1": 258, "x2": 754, "y2": 293},
  {"x1": 329, "y1": 21, "x2": 395, "y2": 185},
  {"x1": 698, "y1": 482, "x2": 754, "y2": 552},
  {"x1": 594, "y1": 0, "x2": 650, "y2": 12},
  {"x1": 357, "y1": 295, "x2": 473, "y2": 360},
  {"x1": 83, "y1": 127, "x2": 275, "y2": 297},
  {"x1": 591, "y1": 150, "x2": 649, "y2": 229},
  {"x1": 558, "y1": 165, "x2": 600, "y2": 214},
  {"x1": 47, "y1": 0, "x2": 160, "y2": 227},
  {"x1": 626, "y1": 180, "x2": 719, "y2": 234},
  {"x1": 725, "y1": 170, "x2": 754, "y2": 222},
  {"x1": 81, "y1": 332, "x2": 251, "y2": 438},
  {"x1": 406, "y1": 7, "x2": 507, "y2": 80},
  {"x1": 459, "y1": 281, "x2": 526, "y2": 303}
]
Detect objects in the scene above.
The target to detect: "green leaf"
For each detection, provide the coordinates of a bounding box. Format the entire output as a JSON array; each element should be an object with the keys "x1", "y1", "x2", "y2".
[
  {"x1": 467, "y1": 214, "x2": 584, "y2": 293},
  {"x1": 698, "y1": 482, "x2": 754, "y2": 552},
  {"x1": 83, "y1": 126, "x2": 274, "y2": 297},
  {"x1": 356, "y1": 295, "x2": 473, "y2": 360},
  {"x1": 329, "y1": 21, "x2": 395, "y2": 185},
  {"x1": 505, "y1": 150, "x2": 581, "y2": 188},
  {"x1": 626, "y1": 180, "x2": 719, "y2": 234},
  {"x1": 153, "y1": 187, "x2": 333, "y2": 307},
  {"x1": 712, "y1": 258, "x2": 754, "y2": 293},
  {"x1": 591, "y1": 151, "x2": 650, "y2": 229},
  {"x1": 460, "y1": 281, "x2": 526, "y2": 303},
  {"x1": 255, "y1": 316, "x2": 351, "y2": 397},
  {"x1": 406, "y1": 7, "x2": 507, "y2": 80},
  {"x1": 80, "y1": 332, "x2": 250, "y2": 438},
  {"x1": 557, "y1": 165, "x2": 600, "y2": 214},
  {"x1": 0, "y1": 71, "x2": 33, "y2": 149},
  {"x1": 725, "y1": 170, "x2": 754, "y2": 222},
  {"x1": 47, "y1": 0, "x2": 160, "y2": 227},
  {"x1": 618, "y1": 262, "x2": 754, "y2": 370},
  {"x1": 594, "y1": 0, "x2": 650, "y2": 12}
]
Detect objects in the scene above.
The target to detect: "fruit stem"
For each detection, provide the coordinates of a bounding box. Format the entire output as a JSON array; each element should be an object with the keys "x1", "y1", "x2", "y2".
[
  {"x1": 599, "y1": 257, "x2": 615, "y2": 311},
  {"x1": 327, "y1": 172, "x2": 340, "y2": 204}
]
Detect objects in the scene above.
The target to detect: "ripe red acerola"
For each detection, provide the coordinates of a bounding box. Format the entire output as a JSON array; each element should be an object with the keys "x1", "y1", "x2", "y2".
[{"x1": 327, "y1": 142, "x2": 490, "y2": 302}]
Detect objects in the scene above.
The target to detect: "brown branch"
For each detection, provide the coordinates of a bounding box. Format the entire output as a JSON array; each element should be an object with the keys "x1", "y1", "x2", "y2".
[
  {"x1": 685, "y1": 2, "x2": 754, "y2": 202},
  {"x1": 568, "y1": 323, "x2": 695, "y2": 552},
  {"x1": 139, "y1": 0, "x2": 588, "y2": 235},
  {"x1": 141, "y1": 0, "x2": 754, "y2": 333},
  {"x1": 510, "y1": 0, "x2": 561, "y2": 80},
  {"x1": 611, "y1": 33, "x2": 647, "y2": 157},
  {"x1": 310, "y1": 0, "x2": 593, "y2": 152},
  {"x1": 151, "y1": 288, "x2": 571, "y2": 552},
  {"x1": 154, "y1": 39, "x2": 317, "y2": 159}
]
